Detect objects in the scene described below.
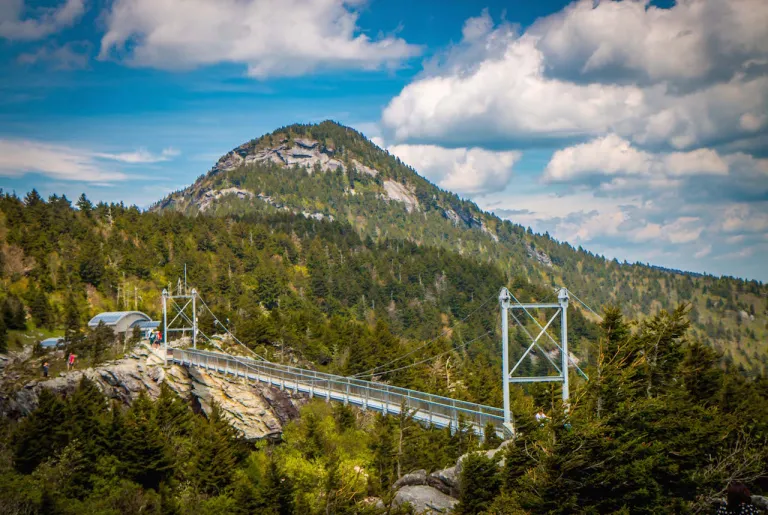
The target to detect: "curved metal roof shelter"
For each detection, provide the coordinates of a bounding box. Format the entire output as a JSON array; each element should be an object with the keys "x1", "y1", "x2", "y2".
[{"x1": 88, "y1": 311, "x2": 151, "y2": 333}]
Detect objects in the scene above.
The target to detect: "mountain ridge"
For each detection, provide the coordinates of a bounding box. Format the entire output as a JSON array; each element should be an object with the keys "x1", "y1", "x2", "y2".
[{"x1": 156, "y1": 120, "x2": 767, "y2": 374}]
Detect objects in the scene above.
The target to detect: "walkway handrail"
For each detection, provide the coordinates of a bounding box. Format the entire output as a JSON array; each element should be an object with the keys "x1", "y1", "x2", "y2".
[{"x1": 171, "y1": 348, "x2": 512, "y2": 438}]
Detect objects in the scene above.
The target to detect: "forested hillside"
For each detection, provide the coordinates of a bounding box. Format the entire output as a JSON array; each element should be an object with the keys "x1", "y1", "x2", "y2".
[
  {"x1": 0, "y1": 151, "x2": 766, "y2": 513},
  {"x1": 1, "y1": 304, "x2": 766, "y2": 513},
  {"x1": 157, "y1": 121, "x2": 768, "y2": 375}
]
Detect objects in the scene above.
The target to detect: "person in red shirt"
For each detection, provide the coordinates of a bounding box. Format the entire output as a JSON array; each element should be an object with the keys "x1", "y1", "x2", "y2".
[{"x1": 67, "y1": 353, "x2": 76, "y2": 371}]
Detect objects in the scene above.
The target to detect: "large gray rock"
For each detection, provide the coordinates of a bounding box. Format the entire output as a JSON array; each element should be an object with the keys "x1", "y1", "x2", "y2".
[
  {"x1": 0, "y1": 343, "x2": 303, "y2": 440},
  {"x1": 393, "y1": 485, "x2": 458, "y2": 514},
  {"x1": 428, "y1": 466, "x2": 459, "y2": 497},
  {"x1": 393, "y1": 469, "x2": 427, "y2": 489}
]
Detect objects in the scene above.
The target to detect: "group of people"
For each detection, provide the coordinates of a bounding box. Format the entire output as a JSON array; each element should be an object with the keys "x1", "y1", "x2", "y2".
[
  {"x1": 40, "y1": 352, "x2": 77, "y2": 378},
  {"x1": 148, "y1": 330, "x2": 163, "y2": 349}
]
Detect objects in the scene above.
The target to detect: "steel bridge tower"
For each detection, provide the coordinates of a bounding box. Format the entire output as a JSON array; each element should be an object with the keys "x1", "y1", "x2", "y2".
[{"x1": 499, "y1": 286, "x2": 580, "y2": 432}]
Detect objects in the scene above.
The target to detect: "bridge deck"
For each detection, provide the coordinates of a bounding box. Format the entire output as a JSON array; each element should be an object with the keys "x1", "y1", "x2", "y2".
[{"x1": 171, "y1": 349, "x2": 513, "y2": 439}]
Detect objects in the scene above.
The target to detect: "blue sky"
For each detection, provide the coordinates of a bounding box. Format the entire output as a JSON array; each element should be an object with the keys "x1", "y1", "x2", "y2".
[{"x1": 1, "y1": 0, "x2": 766, "y2": 281}]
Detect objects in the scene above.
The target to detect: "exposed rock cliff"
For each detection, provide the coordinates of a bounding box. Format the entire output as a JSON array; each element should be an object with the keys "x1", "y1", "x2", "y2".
[{"x1": 1, "y1": 344, "x2": 303, "y2": 440}]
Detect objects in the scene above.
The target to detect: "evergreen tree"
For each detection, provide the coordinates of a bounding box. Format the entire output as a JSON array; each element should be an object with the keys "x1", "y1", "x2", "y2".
[
  {"x1": 192, "y1": 403, "x2": 238, "y2": 495},
  {"x1": 76, "y1": 193, "x2": 93, "y2": 215},
  {"x1": 87, "y1": 320, "x2": 115, "y2": 363},
  {"x1": 261, "y1": 458, "x2": 294, "y2": 515},
  {"x1": 12, "y1": 389, "x2": 68, "y2": 474},
  {"x1": 121, "y1": 392, "x2": 173, "y2": 490},
  {"x1": 482, "y1": 421, "x2": 502, "y2": 450},
  {"x1": 2, "y1": 294, "x2": 27, "y2": 330},
  {"x1": 457, "y1": 452, "x2": 501, "y2": 514},
  {"x1": 28, "y1": 286, "x2": 52, "y2": 329}
]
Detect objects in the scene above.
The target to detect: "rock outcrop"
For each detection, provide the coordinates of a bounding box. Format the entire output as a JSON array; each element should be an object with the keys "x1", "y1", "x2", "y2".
[
  {"x1": 213, "y1": 138, "x2": 344, "y2": 175},
  {"x1": 392, "y1": 469, "x2": 428, "y2": 489},
  {"x1": 389, "y1": 441, "x2": 512, "y2": 513},
  {"x1": 525, "y1": 242, "x2": 553, "y2": 268},
  {"x1": 393, "y1": 485, "x2": 458, "y2": 514},
  {"x1": 383, "y1": 180, "x2": 420, "y2": 213},
  {"x1": 1, "y1": 344, "x2": 302, "y2": 440},
  {"x1": 197, "y1": 187, "x2": 254, "y2": 212}
]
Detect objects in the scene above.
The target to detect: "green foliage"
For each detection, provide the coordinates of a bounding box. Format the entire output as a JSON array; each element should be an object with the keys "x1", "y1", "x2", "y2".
[{"x1": 457, "y1": 452, "x2": 502, "y2": 514}]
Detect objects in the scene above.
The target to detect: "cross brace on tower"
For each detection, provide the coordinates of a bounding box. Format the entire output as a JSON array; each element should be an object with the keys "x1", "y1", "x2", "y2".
[{"x1": 499, "y1": 286, "x2": 588, "y2": 433}]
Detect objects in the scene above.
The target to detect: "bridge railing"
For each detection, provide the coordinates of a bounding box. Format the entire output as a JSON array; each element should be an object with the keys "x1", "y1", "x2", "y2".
[{"x1": 172, "y1": 349, "x2": 512, "y2": 438}]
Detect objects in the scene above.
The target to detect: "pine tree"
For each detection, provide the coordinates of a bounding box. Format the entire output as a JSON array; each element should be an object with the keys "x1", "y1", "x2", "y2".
[
  {"x1": 88, "y1": 320, "x2": 115, "y2": 363},
  {"x1": 76, "y1": 193, "x2": 93, "y2": 215},
  {"x1": 28, "y1": 286, "x2": 52, "y2": 329},
  {"x1": 2, "y1": 294, "x2": 26, "y2": 330},
  {"x1": 482, "y1": 421, "x2": 502, "y2": 450},
  {"x1": 12, "y1": 389, "x2": 69, "y2": 473},
  {"x1": 192, "y1": 403, "x2": 238, "y2": 495},
  {"x1": 261, "y1": 458, "x2": 295, "y2": 515},
  {"x1": 457, "y1": 452, "x2": 501, "y2": 514},
  {"x1": 121, "y1": 392, "x2": 173, "y2": 490}
]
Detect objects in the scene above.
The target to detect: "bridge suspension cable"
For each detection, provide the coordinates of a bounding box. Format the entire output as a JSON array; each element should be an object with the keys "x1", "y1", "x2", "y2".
[
  {"x1": 354, "y1": 331, "x2": 493, "y2": 379},
  {"x1": 196, "y1": 295, "x2": 270, "y2": 362},
  {"x1": 563, "y1": 288, "x2": 602, "y2": 320},
  {"x1": 351, "y1": 293, "x2": 496, "y2": 378}
]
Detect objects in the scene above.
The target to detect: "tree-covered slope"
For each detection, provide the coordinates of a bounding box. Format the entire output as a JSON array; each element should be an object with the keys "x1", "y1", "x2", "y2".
[{"x1": 157, "y1": 121, "x2": 768, "y2": 374}]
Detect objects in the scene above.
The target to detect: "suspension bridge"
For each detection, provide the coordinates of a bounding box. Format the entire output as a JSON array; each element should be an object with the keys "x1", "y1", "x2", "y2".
[{"x1": 159, "y1": 284, "x2": 593, "y2": 439}]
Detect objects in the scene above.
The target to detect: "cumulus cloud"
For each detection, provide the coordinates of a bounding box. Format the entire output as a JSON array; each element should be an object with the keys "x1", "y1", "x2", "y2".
[
  {"x1": 381, "y1": 3, "x2": 768, "y2": 151},
  {"x1": 99, "y1": 0, "x2": 420, "y2": 78},
  {"x1": 530, "y1": 0, "x2": 768, "y2": 88},
  {"x1": 0, "y1": 140, "x2": 180, "y2": 183},
  {"x1": 387, "y1": 144, "x2": 520, "y2": 195},
  {"x1": 543, "y1": 134, "x2": 734, "y2": 183},
  {"x1": 0, "y1": 0, "x2": 85, "y2": 41}
]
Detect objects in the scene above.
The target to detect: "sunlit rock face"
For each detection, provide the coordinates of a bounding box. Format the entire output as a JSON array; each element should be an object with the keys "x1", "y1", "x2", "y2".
[{"x1": 2, "y1": 344, "x2": 303, "y2": 440}]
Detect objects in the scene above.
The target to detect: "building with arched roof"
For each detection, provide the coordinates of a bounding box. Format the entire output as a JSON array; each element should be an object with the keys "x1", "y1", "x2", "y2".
[{"x1": 88, "y1": 311, "x2": 151, "y2": 334}]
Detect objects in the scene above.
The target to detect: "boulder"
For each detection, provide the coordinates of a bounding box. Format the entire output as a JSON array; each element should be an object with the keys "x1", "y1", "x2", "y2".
[
  {"x1": 393, "y1": 469, "x2": 427, "y2": 489},
  {"x1": 428, "y1": 466, "x2": 459, "y2": 497},
  {"x1": 393, "y1": 485, "x2": 458, "y2": 514}
]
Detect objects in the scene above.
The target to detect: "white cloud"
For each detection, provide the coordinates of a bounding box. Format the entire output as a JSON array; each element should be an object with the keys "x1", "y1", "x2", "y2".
[
  {"x1": 530, "y1": 0, "x2": 768, "y2": 87},
  {"x1": 543, "y1": 135, "x2": 732, "y2": 182},
  {"x1": 0, "y1": 139, "x2": 127, "y2": 183},
  {"x1": 0, "y1": 140, "x2": 179, "y2": 183},
  {"x1": 95, "y1": 147, "x2": 179, "y2": 164},
  {"x1": 381, "y1": 4, "x2": 768, "y2": 151},
  {"x1": 99, "y1": 0, "x2": 420, "y2": 78},
  {"x1": 387, "y1": 144, "x2": 521, "y2": 195},
  {"x1": 0, "y1": 0, "x2": 85, "y2": 41}
]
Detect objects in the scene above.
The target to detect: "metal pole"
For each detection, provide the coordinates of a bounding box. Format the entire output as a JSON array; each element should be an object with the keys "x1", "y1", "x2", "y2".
[
  {"x1": 558, "y1": 288, "x2": 569, "y2": 404},
  {"x1": 499, "y1": 287, "x2": 512, "y2": 431},
  {"x1": 162, "y1": 289, "x2": 168, "y2": 366},
  {"x1": 192, "y1": 288, "x2": 197, "y2": 350}
]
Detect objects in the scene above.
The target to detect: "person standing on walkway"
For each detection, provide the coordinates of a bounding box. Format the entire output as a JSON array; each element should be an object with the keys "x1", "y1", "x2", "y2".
[
  {"x1": 42, "y1": 361, "x2": 49, "y2": 378},
  {"x1": 67, "y1": 353, "x2": 76, "y2": 371}
]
